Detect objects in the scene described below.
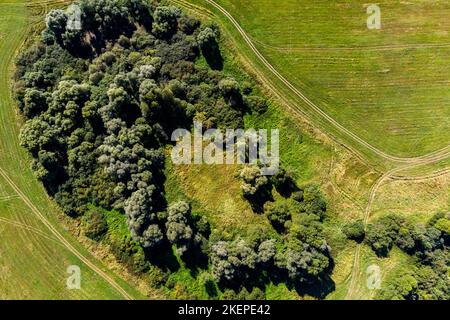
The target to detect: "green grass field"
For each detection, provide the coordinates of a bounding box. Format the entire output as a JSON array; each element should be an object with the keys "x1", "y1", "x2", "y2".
[
  {"x1": 0, "y1": 0, "x2": 145, "y2": 300},
  {"x1": 170, "y1": 0, "x2": 450, "y2": 300},
  {"x1": 187, "y1": 0, "x2": 450, "y2": 160},
  {"x1": 0, "y1": 0, "x2": 448, "y2": 300}
]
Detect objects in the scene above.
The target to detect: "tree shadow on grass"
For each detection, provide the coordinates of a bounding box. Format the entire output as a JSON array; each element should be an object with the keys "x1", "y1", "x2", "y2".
[{"x1": 201, "y1": 44, "x2": 224, "y2": 71}]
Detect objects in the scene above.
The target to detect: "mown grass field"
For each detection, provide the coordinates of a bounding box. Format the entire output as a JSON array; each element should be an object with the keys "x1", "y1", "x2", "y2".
[
  {"x1": 0, "y1": 0, "x2": 144, "y2": 299},
  {"x1": 0, "y1": 0, "x2": 448, "y2": 300},
  {"x1": 170, "y1": 0, "x2": 450, "y2": 300},
  {"x1": 189, "y1": 0, "x2": 450, "y2": 159}
]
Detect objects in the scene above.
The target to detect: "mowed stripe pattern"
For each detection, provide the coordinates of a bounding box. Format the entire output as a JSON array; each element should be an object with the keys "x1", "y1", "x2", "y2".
[{"x1": 0, "y1": 0, "x2": 137, "y2": 299}]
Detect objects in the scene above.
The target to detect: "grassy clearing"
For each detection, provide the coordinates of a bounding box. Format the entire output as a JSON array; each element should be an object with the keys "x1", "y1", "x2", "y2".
[
  {"x1": 163, "y1": 5, "x2": 373, "y2": 298},
  {"x1": 353, "y1": 246, "x2": 414, "y2": 300},
  {"x1": 0, "y1": 0, "x2": 144, "y2": 299}
]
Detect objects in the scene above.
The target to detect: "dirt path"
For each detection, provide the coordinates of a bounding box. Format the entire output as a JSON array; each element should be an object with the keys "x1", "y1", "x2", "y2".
[
  {"x1": 0, "y1": 0, "x2": 136, "y2": 300},
  {"x1": 174, "y1": 1, "x2": 450, "y2": 299},
  {"x1": 185, "y1": 0, "x2": 450, "y2": 165},
  {"x1": 0, "y1": 216, "x2": 62, "y2": 245},
  {"x1": 0, "y1": 167, "x2": 134, "y2": 300},
  {"x1": 173, "y1": 0, "x2": 450, "y2": 299}
]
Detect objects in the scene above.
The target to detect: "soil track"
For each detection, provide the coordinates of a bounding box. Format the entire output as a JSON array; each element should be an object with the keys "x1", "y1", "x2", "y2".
[
  {"x1": 0, "y1": 0, "x2": 134, "y2": 300},
  {"x1": 0, "y1": 167, "x2": 134, "y2": 300}
]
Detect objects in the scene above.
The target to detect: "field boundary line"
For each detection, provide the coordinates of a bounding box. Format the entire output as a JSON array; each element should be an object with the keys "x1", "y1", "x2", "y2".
[
  {"x1": 0, "y1": 216, "x2": 62, "y2": 245},
  {"x1": 0, "y1": 0, "x2": 133, "y2": 299}
]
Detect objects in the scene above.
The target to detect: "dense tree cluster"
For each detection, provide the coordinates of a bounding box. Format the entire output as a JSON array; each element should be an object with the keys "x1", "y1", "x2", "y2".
[
  {"x1": 214, "y1": 166, "x2": 333, "y2": 292},
  {"x1": 275, "y1": 214, "x2": 332, "y2": 281},
  {"x1": 210, "y1": 212, "x2": 333, "y2": 291},
  {"x1": 15, "y1": 0, "x2": 266, "y2": 253},
  {"x1": 367, "y1": 212, "x2": 449, "y2": 300},
  {"x1": 165, "y1": 201, "x2": 209, "y2": 257},
  {"x1": 265, "y1": 202, "x2": 291, "y2": 233},
  {"x1": 239, "y1": 165, "x2": 272, "y2": 212}
]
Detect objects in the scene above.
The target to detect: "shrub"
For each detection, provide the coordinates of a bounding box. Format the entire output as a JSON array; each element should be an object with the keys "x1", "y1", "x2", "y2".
[
  {"x1": 265, "y1": 202, "x2": 291, "y2": 232},
  {"x1": 82, "y1": 208, "x2": 108, "y2": 241}
]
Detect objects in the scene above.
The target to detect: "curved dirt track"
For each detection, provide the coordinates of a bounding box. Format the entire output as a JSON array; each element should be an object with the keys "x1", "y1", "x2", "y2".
[
  {"x1": 174, "y1": 0, "x2": 450, "y2": 300},
  {"x1": 201, "y1": 0, "x2": 450, "y2": 165},
  {"x1": 0, "y1": 0, "x2": 134, "y2": 300},
  {"x1": 345, "y1": 162, "x2": 450, "y2": 299},
  {"x1": 5, "y1": 0, "x2": 447, "y2": 301},
  {"x1": 0, "y1": 167, "x2": 134, "y2": 300}
]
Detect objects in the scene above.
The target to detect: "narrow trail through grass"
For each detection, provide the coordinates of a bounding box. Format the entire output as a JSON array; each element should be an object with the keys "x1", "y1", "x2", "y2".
[{"x1": 0, "y1": 0, "x2": 141, "y2": 299}]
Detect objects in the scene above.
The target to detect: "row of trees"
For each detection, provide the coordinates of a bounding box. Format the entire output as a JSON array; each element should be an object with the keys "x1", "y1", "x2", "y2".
[{"x1": 210, "y1": 212, "x2": 333, "y2": 296}]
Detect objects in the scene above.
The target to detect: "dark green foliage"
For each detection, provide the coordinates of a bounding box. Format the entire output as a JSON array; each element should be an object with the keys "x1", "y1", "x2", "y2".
[
  {"x1": 109, "y1": 232, "x2": 150, "y2": 274},
  {"x1": 368, "y1": 213, "x2": 449, "y2": 300},
  {"x1": 378, "y1": 273, "x2": 418, "y2": 300},
  {"x1": 210, "y1": 239, "x2": 258, "y2": 284},
  {"x1": 270, "y1": 167, "x2": 298, "y2": 197},
  {"x1": 275, "y1": 214, "x2": 332, "y2": 280},
  {"x1": 300, "y1": 185, "x2": 327, "y2": 220},
  {"x1": 152, "y1": 5, "x2": 179, "y2": 39},
  {"x1": 292, "y1": 190, "x2": 304, "y2": 202},
  {"x1": 16, "y1": 0, "x2": 263, "y2": 246},
  {"x1": 244, "y1": 95, "x2": 268, "y2": 115},
  {"x1": 365, "y1": 214, "x2": 446, "y2": 257},
  {"x1": 15, "y1": 0, "x2": 333, "y2": 297},
  {"x1": 178, "y1": 13, "x2": 200, "y2": 35},
  {"x1": 23, "y1": 88, "x2": 48, "y2": 117},
  {"x1": 222, "y1": 287, "x2": 265, "y2": 300},
  {"x1": 342, "y1": 219, "x2": 365, "y2": 242},
  {"x1": 210, "y1": 213, "x2": 333, "y2": 291},
  {"x1": 45, "y1": 9, "x2": 68, "y2": 38},
  {"x1": 365, "y1": 215, "x2": 401, "y2": 257},
  {"x1": 197, "y1": 26, "x2": 223, "y2": 70},
  {"x1": 166, "y1": 201, "x2": 201, "y2": 256},
  {"x1": 429, "y1": 212, "x2": 450, "y2": 244},
  {"x1": 414, "y1": 264, "x2": 449, "y2": 300},
  {"x1": 239, "y1": 165, "x2": 272, "y2": 213}
]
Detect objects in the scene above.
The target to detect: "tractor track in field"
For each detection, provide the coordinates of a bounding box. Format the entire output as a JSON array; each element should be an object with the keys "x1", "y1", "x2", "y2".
[
  {"x1": 345, "y1": 161, "x2": 450, "y2": 299},
  {"x1": 0, "y1": 216, "x2": 62, "y2": 245},
  {"x1": 173, "y1": 0, "x2": 450, "y2": 299},
  {"x1": 2, "y1": 0, "x2": 448, "y2": 300},
  {"x1": 252, "y1": 37, "x2": 450, "y2": 52},
  {"x1": 173, "y1": 1, "x2": 450, "y2": 300}
]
